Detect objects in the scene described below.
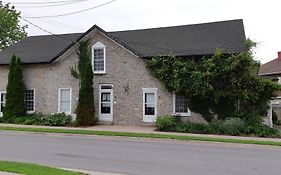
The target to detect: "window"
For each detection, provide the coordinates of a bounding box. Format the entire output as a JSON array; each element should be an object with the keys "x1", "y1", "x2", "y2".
[
  {"x1": 25, "y1": 90, "x2": 35, "y2": 113},
  {"x1": 92, "y1": 41, "x2": 106, "y2": 74},
  {"x1": 173, "y1": 94, "x2": 191, "y2": 116},
  {"x1": 0, "y1": 91, "x2": 6, "y2": 117},
  {"x1": 145, "y1": 93, "x2": 155, "y2": 115},
  {"x1": 58, "y1": 88, "x2": 71, "y2": 114}
]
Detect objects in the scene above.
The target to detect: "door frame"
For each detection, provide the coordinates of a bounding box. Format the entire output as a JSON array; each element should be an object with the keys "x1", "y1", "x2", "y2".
[
  {"x1": 99, "y1": 84, "x2": 113, "y2": 122},
  {"x1": 0, "y1": 91, "x2": 6, "y2": 117},
  {"x1": 142, "y1": 88, "x2": 157, "y2": 123}
]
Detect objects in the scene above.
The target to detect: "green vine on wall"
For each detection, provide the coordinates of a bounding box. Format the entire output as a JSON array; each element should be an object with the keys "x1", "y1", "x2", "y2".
[{"x1": 146, "y1": 39, "x2": 281, "y2": 122}]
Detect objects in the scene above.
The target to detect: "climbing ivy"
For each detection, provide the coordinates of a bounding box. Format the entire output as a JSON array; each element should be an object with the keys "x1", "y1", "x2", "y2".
[
  {"x1": 76, "y1": 41, "x2": 96, "y2": 126},
  {"x1": 147, "y1": 39, "x2": 281, "y2": 122}
]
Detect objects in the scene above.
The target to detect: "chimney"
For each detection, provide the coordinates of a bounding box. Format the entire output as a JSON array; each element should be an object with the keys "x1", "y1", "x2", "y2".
[{"x1": 279, "y1": 51, "x2": 281, "y2": 59}]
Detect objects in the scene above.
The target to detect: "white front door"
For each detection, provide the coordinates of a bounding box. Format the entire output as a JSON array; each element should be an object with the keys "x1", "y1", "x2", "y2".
[
  {"x1": 143, "y1": 88, "x2": 157, "y2": 122},
  {"x1": 0, "y1": 91, "x2": 6, "y2": 117},
  {"x1": 99, "y1": 84, "x2": 113, "y2": 122}
]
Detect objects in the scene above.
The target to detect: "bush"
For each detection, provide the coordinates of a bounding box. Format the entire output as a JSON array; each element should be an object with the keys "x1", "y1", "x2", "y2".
[
  {"x1": 156, "y1": 116, "x2": 179, "y2": 132},
  {"x1": 222, "y1": 118, "x2": 247, "y2": 136},
  {"x1": 42, "y1": 113, "x2": 71, "y2": 126},
  {"x1": 156, "y1": 115, "x2": 280, "y2": 137},
  {"x1": 182, "y1": 122, "x2": 210, "y2": 134},
  {"x1": 2, "y1": 112, "x2": 72, "y2": 127},
  {"x1": 13, "y1": 115, "x2": 42, "y2": 125},
  {"x1": 246, "y1": 124, "x2": 280, "y2": 137}
]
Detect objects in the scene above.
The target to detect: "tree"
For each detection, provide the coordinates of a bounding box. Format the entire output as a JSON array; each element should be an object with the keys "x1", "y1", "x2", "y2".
[
  {"x1": 147, "y1": 39, "x2": 281, "y2": 123},
  {"x1": 76, "y1": 41, "x2": 96, "y2": 126},
  {"x1": 0, "y1": 1, "x2": 27, "y2": 51},
  {"x1": 4, "y1": 55, "x2": 26, "y2": 121}
]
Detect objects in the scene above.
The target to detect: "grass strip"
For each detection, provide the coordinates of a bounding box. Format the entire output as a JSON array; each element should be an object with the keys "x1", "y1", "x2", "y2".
[
  {"x1": 0, "y1": 160, "x2": 83, "y2": 175},
  {"x1": 1, "y1": 126, "x2": 281, "y2": 146}
]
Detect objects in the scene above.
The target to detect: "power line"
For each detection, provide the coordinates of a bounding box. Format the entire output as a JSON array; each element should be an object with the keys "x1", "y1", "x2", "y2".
[
  {"x1": 34, "y1": 18, "x2": 84, "y2": 30},
  {"x1": 3, "y1": 0, "x2": 85, "y2": 5},
  {"x1": 24, "y1": 0, "x2": 117, "y2": 18},
  {"x1": 14, "y1": 0, "x2": 88, "y2": 8},
  {"x1": 20, "y1": 17, "x2": 77, "y2": 43}
]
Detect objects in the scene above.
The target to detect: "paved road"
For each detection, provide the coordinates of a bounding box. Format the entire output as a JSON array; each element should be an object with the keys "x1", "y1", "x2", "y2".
[{"x1": 0, "y1": 131, "x2": 281, "y2": 175}]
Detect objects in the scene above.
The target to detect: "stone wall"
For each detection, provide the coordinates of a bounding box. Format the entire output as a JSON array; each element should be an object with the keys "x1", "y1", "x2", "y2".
[{"x1": 0, "y1": 30, "x2": 204, "y2": 125}]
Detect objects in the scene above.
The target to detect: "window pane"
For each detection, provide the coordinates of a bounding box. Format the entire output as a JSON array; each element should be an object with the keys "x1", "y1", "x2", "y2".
[
  {"x1": 93, "y1": 48, "x2": 105, "y2": 71},
  {"x1": 175, "y1": 95, "x2": 188, "y2": 113},
  {"x1": 59, "y1": 89, "x2": 71, "y2": 113},
  {"x1": 25, "y1": 90, "x2": 34, "y2": 112},
  {"x1": 61, "y1": 89, "x2": 70, "y2": 101},
  {"x1": 101, "y1": 93, "x2": 110, "y2": 102},
  {"x1": 145, "y1": 93, "x2": 155, "y2": 115},
  {"x1": 145, "y1": 93, "x2": 154, "y2": 104},
  {"x1": 145, "y1": 104, "x2": 155, "y2": 115},
  {"x1": 61, "y1": 101, "x2": 70, "y2": 112},
  {"x1": 101, "y1": 103, "x2": 111, "y2": 114}
]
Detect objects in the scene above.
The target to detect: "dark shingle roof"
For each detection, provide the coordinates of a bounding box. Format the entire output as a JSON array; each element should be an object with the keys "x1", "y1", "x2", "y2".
[
  {"x1": 0, "y1": 19, "x2": 246, "y2": 65},
  {"x1": 0, "y1": 33, "x2": 81, "y2": 64},
  {"x1": 259, "y1": 58, "x2": 281, "y2": 75},
  {"x1": 109, "y1": 19, "x2": 246, "y2": 58}
]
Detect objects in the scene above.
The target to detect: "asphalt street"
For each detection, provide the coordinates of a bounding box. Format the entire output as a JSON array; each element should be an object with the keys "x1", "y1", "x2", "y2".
[{"x1": 0, "y1": 131, "x2": 280, "y2": 175}]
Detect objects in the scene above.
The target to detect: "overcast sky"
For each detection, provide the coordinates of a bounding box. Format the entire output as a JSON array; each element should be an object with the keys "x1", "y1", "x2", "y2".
[{"x1": 4, "y1": 0, "x2": 281, "y2": 63}]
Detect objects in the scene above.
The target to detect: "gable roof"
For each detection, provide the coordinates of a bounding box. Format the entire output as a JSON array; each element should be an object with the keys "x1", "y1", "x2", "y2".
[
  {"x1": 259, "y1": 58, "x2": 281, "y2": 76},
  {"x1": 0, "y1": 19, "x2": 246, "y2": 65}
]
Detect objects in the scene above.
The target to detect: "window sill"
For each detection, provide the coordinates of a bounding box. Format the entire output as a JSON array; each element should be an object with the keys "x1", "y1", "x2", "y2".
[
  {"x1": 172, "y1": 112, "x2": 191, "y2": 117},
  {"x1": 94, "y1": 71, "x2": 106, "y2": 75}
]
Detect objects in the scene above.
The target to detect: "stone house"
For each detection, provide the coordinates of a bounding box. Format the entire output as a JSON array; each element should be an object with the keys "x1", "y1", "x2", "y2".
[
  {"x1": 0, "y1": 19, "x2": 246, "y2": 125},
  {"x1": 259, "y1": 51, "x2": 281, "y2": 121}
]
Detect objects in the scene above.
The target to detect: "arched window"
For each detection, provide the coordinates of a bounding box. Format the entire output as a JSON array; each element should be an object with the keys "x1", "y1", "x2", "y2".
[{"x1": 92, "y1": 41, "x2": 106, "y2": 74}]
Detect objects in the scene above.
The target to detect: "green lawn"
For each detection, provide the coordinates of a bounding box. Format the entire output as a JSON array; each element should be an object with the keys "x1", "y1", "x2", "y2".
[
  {"x1": 1, "y1": 126, "x2": 281, "y2": 146},
  {"x1": 0, "y1": 161, "x2": 83, "y2": 175}
]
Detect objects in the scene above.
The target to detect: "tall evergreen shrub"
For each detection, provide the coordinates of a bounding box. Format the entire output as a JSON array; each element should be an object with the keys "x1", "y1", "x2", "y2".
[
  {"x1": 4, "y1": 55, "x2": 26, "y2": 121},
  {"x1": 76, "y1": 41, "x2": 96, "y2": 126}
]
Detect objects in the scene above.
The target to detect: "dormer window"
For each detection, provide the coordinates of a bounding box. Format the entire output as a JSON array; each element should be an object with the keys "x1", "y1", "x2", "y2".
[{"x1": 92, "y1": 41, "x2": 106, "y2": 74}]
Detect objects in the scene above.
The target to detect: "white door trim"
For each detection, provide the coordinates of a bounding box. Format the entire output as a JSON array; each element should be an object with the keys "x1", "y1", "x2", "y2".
[
  {"x1": 99, "y1": 84, "x2": 113, "y2": 122},
  {"x1": 142, "y1": 88, "x2": 157, "y2": 123},
  {"x1": 0, "y1": 91, "x2": 6, "y2": 117}
]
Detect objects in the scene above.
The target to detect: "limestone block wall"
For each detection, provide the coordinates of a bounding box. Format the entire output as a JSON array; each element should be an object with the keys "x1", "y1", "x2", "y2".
[{"x1": 0, "y1": 30, "x2": 204, "y2": 125}]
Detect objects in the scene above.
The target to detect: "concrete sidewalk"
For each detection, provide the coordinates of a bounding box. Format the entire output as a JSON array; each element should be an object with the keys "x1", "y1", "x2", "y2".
[
  {"x1": 0, "y1": 172, "x2": 20, "y2": 175},
  {"x1": 1, "y1": 123, "x2": 281, "y2": 142},
  {"x1": 0, "y1": 169, "x2": 124, "y2": 175}
]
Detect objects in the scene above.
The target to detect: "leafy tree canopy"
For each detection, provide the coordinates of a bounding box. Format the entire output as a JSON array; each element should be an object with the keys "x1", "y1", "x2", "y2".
[
  {"x1": 147, "y1": 39, "x2": 281, "y2": 122},
  {"x1": 0, "y1": 1, "x2": 27, "y2": 51}
]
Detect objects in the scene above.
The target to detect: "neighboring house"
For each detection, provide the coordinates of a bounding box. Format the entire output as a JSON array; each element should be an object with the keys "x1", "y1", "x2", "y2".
[
  {"x1": 0, "y1": 19, "x2": 246, "y2": 125},
  {"x1": 259, "y1": 51, "x2": 281, "y2": 121}
]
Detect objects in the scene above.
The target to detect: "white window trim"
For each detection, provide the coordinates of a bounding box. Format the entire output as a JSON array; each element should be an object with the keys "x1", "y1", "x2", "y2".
[
  {"x1": 58, "y1": 88, "x2": 72, "y2": 114},
  {"x1": 142, "y1": 88, "x2": 158, "y2": 119},
  {"x1": 173, "y1": 93, "x2": 191, "y2": 117},
  {"x1": 0, "y1": 91, "x2": 6, "y2": 117},
  {"x1": 92, "y1": 41, "x2": 106, "y2": 74},
  {"x1": 26, "y1": 89, "x2": 35, "y2": 114}
]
